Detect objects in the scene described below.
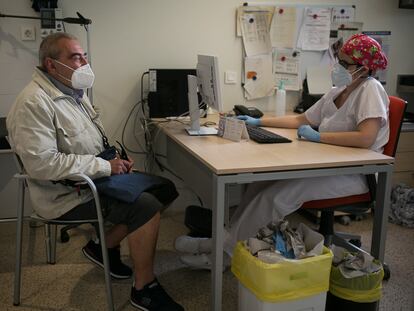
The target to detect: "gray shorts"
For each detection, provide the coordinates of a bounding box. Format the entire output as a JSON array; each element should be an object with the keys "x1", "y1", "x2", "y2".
[{"x1": 57, "y1": 192, "x2": 163, "y2": 233}]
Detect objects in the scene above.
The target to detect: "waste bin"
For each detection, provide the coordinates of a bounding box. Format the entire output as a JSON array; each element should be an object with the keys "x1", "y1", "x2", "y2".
[
  {"x1": 231, "y1": 241, "x2": 333, "y2": 311},
  {"x1": 325, "y1": 259, "x2": 384, "y2": 311}
]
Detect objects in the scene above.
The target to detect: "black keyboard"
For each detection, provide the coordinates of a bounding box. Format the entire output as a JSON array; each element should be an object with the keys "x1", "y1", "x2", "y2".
[{"x1": 246, "y1": 125, "x2": 292, "y2": 144}]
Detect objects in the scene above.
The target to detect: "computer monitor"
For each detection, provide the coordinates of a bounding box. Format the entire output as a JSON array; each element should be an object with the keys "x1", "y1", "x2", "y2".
[
  {"x1": 186, "y1": 54, "x2": 223, "y2": 136},
  {"x1": 148, "y1": 69, "x2": 200, "y2": 118}
]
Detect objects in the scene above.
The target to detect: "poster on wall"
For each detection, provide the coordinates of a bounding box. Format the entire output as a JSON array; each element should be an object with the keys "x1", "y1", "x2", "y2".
[{"x1": 362, "y1": 31, "x2": 391, "y2": 85}]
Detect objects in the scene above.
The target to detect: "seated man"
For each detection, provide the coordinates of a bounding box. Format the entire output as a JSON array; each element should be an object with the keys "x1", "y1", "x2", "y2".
[{"x1": 7, "y1": 32, "x2": 184, "y2": 311}]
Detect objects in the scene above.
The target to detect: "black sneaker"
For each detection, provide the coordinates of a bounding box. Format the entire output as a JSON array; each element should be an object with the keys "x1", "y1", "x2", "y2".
[
  {"x1": 130, "y1": 279, "x2": 184, "y2": 311},
  {"x1": 82, "y1": 240, "x2": 133, "y2": 279}
]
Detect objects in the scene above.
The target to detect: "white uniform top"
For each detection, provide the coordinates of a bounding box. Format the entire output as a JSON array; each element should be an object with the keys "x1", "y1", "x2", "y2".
[{"x1": 305, "y1": 77, "x2": 389, "y2": 153}]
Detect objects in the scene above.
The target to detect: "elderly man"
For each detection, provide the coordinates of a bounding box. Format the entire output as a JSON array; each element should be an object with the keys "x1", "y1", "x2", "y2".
[{"x1": 7, "y1": 32, "x2": 183, "y2": 311}]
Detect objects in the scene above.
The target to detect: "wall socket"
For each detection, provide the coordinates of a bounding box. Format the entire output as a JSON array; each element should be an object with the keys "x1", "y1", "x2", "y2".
[{"x1": 21, "y1": 26, "x2": 36, "y2": 41}]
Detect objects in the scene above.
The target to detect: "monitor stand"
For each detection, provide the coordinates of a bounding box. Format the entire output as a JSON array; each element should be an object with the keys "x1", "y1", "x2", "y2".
[
  {"x1": 186, "y1": 75, "x2": 218, "y2": 136},
  {"x1": 185, "y1": 127, "x2": 218, "y2": 136}
]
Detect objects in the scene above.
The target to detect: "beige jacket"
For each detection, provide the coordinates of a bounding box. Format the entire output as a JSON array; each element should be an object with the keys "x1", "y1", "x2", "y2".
[{"x1": 7, "y1": 68, "x2": 111, "y2": 219}]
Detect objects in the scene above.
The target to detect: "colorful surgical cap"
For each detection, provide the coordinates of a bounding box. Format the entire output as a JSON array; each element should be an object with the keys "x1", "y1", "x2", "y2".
[{"x1": 341, "y1": 33, "x2": 388, "y2": 71}]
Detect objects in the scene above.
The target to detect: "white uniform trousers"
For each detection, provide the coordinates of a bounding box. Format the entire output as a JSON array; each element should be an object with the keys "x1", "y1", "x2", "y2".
[{"x1": 224, "y1": 174, "x2": 368, "y2": 255}]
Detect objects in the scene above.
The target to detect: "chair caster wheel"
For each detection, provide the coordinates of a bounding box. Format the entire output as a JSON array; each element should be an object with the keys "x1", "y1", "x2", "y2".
[
  {"x1": 349, "y1": 239, "x2": 362, "y2": 247},
  {"x1": 354, "y1": 214, "x2": 364, "y2": 221},
  {"x1": 60, "y1": 231, "x2": 70, "y2": 243},
  {"x1": 383, "y1": 263, "x2": 391, "y2": 281},
  {"x1": 339, "y1": 216, "x2": 351, "y2": 225}
]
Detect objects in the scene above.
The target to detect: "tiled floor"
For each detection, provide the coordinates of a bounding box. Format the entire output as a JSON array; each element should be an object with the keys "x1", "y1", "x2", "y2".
[{"x1": 0, "y1": 208, "x2": 413, "y2": 311}]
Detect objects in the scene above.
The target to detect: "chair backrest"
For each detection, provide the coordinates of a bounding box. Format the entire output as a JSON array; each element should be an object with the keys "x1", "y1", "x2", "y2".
[{"x1": 383, "y1": 96, "x2": 407, "y2": 157}]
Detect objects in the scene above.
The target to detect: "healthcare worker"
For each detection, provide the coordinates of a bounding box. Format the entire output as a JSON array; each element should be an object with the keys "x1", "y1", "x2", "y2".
[{"x1": 175, "y1": 33, "x2": 389, "y2": 269}]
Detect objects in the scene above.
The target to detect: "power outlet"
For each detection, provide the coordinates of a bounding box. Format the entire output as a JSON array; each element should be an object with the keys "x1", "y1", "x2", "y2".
[{"x1": 21, "y1": 26, "x2": 36, "y2": 41}]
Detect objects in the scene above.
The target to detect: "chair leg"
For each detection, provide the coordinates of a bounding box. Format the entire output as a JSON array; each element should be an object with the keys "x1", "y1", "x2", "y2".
[
  {"x1": 13, "y1": 180, "x2": 25, "y2": 306},
  {"x1": 44, "y1": 224, "x2": 57, "y2": 264},
  {"x1": 50, "y1": 225, "x2": 57, "y2": 264},
  {"x1": 97, "y1": 222, "x2": 114, "y2": 311},
  {"x1": 319, "y1": 210, "x2": 334, "y2": 246}
]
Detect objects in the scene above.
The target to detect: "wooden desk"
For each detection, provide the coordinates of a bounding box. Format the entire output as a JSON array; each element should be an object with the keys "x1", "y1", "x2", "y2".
[{"x1": 159, "y1": 119, "x2": 394, "y2": 311}]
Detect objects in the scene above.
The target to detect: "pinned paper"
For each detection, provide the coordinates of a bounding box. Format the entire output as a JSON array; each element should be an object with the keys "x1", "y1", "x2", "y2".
[
  {"x1": 307, "y1": 65, "x2": 332, "y2": 95},
  {"x1": 331, "y1": 6, "x2": 355, "y2": 26},
  {"x1": 336, "y1": 22, "x2": 363, "y2": 44},
  {"x1": 240, "y1": 12, "x2": 272, "y2": 57},
  {"x1": 244, "y1": 54, "x2": 274, "y2": 100},
  {"x1": 236, "y1": 5, "x2": 274, "y2": 37},
  {"x1": 269, "y1": 6, "x2": 297, "y2": 49},
  {"x1": 297, "y1": 8, "x2": 332, "y2": 51},
  {"x1": 273, "y1": 49, "x2": 301, "y2": 91}
]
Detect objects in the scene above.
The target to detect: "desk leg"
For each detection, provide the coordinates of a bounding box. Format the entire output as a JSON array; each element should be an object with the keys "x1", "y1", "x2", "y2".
[
  {"x1": 371, "y1": 168, "x2": 392, "y2": 261},
  {"x1": 211, "y1": 176, "x2": 225, "y2": 311}
]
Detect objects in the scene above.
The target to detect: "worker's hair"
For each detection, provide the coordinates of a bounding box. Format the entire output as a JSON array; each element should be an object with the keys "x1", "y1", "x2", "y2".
[{"x1": 39, "y1": 33, "x2": 78, "y2": 68}]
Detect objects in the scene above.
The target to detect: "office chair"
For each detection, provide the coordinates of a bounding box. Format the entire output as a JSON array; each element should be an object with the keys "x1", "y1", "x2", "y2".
[
  {"x1": 12, "y1": 153, "x2": 114, "y2": 310},
  {"x1": 300, "y1": 96, "x2": 407, "y2": 279}
]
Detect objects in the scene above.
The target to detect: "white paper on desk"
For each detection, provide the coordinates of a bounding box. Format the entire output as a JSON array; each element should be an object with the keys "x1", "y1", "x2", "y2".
[
  {"x1": 331, "y1": 6, "x2": 355, "y2": 26},
  {"x1": 240, "y1": 12, "x2": 272, "y2": 57},
  {"x1": 269, "y1": 7, "x2": 297, "y2": 49},
  {"x1": 222, "y1": 118, "x2": 249, "y2": 142},
  {"x1": 236, "y1": 6, "x2": 274, "y2": 37},
  {"x1": 297, "y1": 8, "x2": 332, "y2": 51},
  {"x1": 244, "y1": 54, "x2": 274, "y2": 100},
  {"x1": 307, "y1": 65, "x2": 332, "y2": 95}
]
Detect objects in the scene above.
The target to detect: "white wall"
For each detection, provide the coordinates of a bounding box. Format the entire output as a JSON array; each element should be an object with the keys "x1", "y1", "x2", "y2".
[
  {"x1": 1, "y1": 0, "x2": 413, "y2": 213},
  {"x1": 1, "y1": 0, "x2": 414, "y2": 144}
]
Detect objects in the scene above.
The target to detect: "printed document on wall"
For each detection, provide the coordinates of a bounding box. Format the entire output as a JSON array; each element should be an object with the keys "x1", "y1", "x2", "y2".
[
  {"x1": 273, "y1": 49, "x2": 301, "y2": 91},
  {"x1": 336, "y1": 22, "x2": 363, "y2": 43},
  {"x1": 240, "y1": 12, "x2": 272, "y2": 57},
  {"x1": 307, "y1": 65, "x2": 332, "y2": 95},
  {"x1": 244, "y1": 54, "x2": 274, "y2": 100},
  {"x1": 331, "y1": 6, "x2": 355, "y2": 26},
  {"x1": 236, "y1": 6, "x2": 274, "y2": 37},
  {"x1": 270, "y1": 7, "x2": 297, "y2": 49},
  {"x1": 297, "y1": 8, "x2": 332, "y2": 51}
]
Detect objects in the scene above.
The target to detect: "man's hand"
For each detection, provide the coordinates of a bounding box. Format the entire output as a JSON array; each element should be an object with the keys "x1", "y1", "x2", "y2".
[
  {"x1": 127, "y1": 156, "x2": 134, "y2": 173},
  {"x1": 109, "y1": 158, "x2": 133, "y2": 175}
]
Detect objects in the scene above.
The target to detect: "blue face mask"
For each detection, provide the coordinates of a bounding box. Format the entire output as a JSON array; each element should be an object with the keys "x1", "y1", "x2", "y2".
[{"x1": 331, "y1": 63, "x2": 364, "y2": 87}]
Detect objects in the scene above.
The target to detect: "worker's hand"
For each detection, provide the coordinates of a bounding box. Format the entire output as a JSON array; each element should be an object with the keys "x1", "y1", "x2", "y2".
[
  {"x1": 237, "y1": 115, "x2": 261, "y2": 126},
  {"x1": 109, "y1": 158, "x2": 131, "y2": 175},
  {"x1": 297, "y1": 125, "x2": 321, "y2": 142}
]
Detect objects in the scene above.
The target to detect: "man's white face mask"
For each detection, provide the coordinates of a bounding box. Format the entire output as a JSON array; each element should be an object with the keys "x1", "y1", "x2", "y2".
[{"x1": 53, "y1": 59, "x2": 95, "y2": 89}]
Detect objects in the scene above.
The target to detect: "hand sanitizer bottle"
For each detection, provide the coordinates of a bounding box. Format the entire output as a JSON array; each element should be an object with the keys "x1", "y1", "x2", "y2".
[{"x1": 275, "y1": 80, "x2": 286, "y2": 116}]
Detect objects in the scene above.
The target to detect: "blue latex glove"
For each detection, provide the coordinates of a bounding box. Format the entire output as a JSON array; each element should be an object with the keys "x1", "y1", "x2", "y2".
[
  {"x1": 237, "y1": 115, "x2": 261, "y2": 126},
  {"x1": 297, "y1": 125, "x2": 321, "y2": 142}
]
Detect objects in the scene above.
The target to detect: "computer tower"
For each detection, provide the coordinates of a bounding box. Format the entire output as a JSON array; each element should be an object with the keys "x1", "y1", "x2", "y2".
[{"x1": 148, "y1": 69, "x2": 198, "y2": 118}]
